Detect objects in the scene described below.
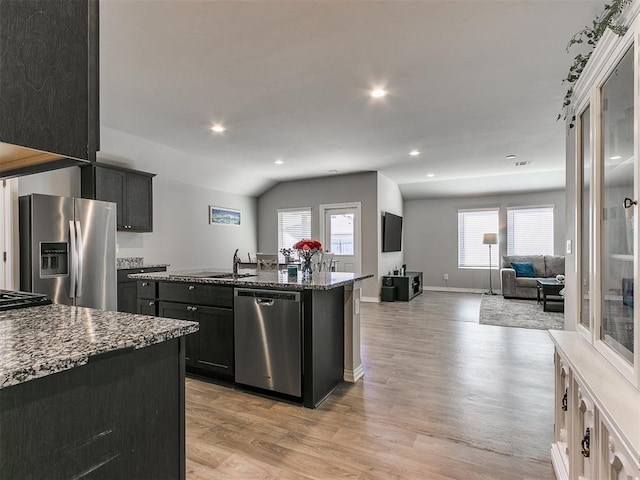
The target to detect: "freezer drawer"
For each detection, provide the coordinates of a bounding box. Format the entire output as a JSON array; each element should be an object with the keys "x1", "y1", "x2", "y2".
[{"x1": 234, "y1": 289, "x2": 302, "y2": 397}]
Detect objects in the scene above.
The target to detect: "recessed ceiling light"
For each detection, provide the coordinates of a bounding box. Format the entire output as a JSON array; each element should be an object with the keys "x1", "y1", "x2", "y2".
[
  {"x1": 211, "y1": 124, "x2": 226, "y2": 133},
  {"x1": 427, "y1": 173, "x2": 435, "y2": 178},
  {"x1": 409, "y1": 150, "x2": 420, "y2": 156},
  {"x1": 515, "y1": 161, "x2": 531, "y2": 166},
  {"x1": 506, "y1": 154, "x2": 516, "y2": 160},
  {"x1": 274, "y1": 159, "x2": 284, "y2": 165},
  {"x1": 610, "y1": 155, "x2": 622, "y2": 160},
  {"x1": 370, "y1": 88, "x2": 387, "y2": 98}
]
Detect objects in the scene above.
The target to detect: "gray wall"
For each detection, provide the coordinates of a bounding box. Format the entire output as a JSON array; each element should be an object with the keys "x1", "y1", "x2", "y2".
[
  {"x1": 404, "y1": 189, "x2": 566, "y2": 290},
  {"x1": 258, "y1": 171, "x2": 378, "y2": 297}
]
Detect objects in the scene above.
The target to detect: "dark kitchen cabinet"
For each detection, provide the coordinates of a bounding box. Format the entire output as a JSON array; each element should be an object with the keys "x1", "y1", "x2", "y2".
[
  {"x1": 81, "y1": 164, "x2": 156, "y2": 232},
  {"x1": 155, "y1": 283, "x2": 234, "y2": 378},
  {"x1": 158, "y1": 301, "x2": 233, "y2": 377},
  {"x1": 116, "y1": 267, "x2": 165, "y2": 313},
  {"x1": 0, "y1": 0, "x2": 99, "y2": 164}
]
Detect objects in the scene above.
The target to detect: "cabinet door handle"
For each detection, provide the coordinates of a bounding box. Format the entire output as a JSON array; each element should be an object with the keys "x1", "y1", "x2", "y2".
[
  {"x1": 188, "y1": 285, "x2": 195, "y2": 291},
  {"x1": 186, "y1": 306, "x2": 193, "y2": 311},
  {"x1": 142, "y1": 282, "x2": 149, "y2": 287},
  {"x1": 148, "y1": 301, "x2": 155, "y2": 306},
  {"x1": 191, "y1": 306, "x2": 198, "y2": 312},
  {"x1": 581, "y1": 427, "x2": 590, "y2": 457},
  {"x1": 140, "y1": 269, "x2": 145, "y2": 273}
]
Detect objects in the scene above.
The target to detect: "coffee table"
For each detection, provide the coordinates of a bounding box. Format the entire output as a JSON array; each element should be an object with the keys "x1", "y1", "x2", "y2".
[{"x1": 537, "y1": 279, "x2": 564, "y2": 312}]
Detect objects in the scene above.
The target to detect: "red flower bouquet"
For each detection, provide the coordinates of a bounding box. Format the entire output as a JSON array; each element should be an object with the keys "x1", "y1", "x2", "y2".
[
  {"x1": 293, "y1": 239, "x2": 322, "y2": 278},
  {"x1": 293, "y1": 239, "x2": 322, "y2": 253}
]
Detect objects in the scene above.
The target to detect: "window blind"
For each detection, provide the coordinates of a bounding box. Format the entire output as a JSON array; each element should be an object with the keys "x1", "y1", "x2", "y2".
[
  {"x1": 457, "y1": 209, "x2": 499, "y2": 268},
  {"x1": 507, "y1": 206, "x2": 554, "y2": 256},
  {"x1": 278, "y1": 208, "x2": 312, "y2": 252}
]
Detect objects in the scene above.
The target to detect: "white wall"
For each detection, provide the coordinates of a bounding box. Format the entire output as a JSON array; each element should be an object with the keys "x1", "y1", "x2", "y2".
[
  {"x1": 377, "y1": 173, "x2": 403, "y2": 279},
  {"x1": 564, "y1": 125, "x2": 577, "y2": 330},
  {"x1": 116, "y1": 176, "x2": 256, "y2": 270},
  {"x1": 18, "y1": 167, "x2": 81, "y2": 198},
  {"x1": 257, "y1": 171, "x2": 379, "y2": 297},
  {"x1": 404, "y1": 189, "x2": 566, "y2": 291},
  {"x1": 14, "y1": 128, "x2": 258, "y2": 272}
]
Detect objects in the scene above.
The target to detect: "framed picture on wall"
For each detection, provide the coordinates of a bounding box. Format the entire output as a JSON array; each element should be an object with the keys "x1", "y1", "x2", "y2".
[{"x1": 209, "y1": 206, "x2": 241, "y2": 226}]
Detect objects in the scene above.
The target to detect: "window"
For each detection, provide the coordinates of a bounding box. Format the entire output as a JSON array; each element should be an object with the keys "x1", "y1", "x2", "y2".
[
  {"x1": 328, "y1": 212, "x2": 354, "y2": 255},
  {"x1": 507, "y1": 206, "x2": 554, "y2": 256},
  {"x1": 278, "y1": 208, "x2": 311, "y2": 253},
  {"x1": 457, "y1": 209, "x2": 499, "y2": 268}
]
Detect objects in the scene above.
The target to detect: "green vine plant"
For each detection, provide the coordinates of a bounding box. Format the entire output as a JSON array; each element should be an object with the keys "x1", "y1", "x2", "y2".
[{"x1": 559, "y1": 0, "x2": 633, "y2": 128}]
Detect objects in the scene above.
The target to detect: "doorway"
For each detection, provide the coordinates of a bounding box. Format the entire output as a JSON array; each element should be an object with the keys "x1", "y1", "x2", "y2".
[{"x1": 320, "y1": 203, "x2": 361, "y2": 273}]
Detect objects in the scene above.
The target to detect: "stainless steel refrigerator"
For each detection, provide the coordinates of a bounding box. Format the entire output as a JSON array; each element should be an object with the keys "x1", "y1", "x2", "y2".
[{"x1": 19, "y1": 194, "x2": 117, "y2": 311}]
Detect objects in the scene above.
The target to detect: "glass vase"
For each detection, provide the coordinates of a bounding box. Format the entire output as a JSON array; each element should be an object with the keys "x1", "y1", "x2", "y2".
[{"x1": 301, "y1": 258, "x2": 314, "y2": 280}]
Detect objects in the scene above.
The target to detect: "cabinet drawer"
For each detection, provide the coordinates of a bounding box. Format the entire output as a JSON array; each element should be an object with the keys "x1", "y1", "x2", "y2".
[
  {"x1": 158, "y1": 282, "x2": 233, "y2": 308},
  {"x1": 137, "y1": 280, "x2": 158, "y2": 299}
]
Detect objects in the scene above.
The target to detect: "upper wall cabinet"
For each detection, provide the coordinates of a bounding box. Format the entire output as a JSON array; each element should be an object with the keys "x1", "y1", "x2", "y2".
[
  {"x1": 0, "y1": 0, "x2": 99, "y2": 175},
  {"x1": 80, "y1": 164, "x2": 156, "y2": 232}
]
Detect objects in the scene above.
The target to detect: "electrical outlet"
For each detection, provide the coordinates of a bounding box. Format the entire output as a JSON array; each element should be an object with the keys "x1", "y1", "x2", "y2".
[
  {"x1": 566, "y1": 240, "x2": 572, "y2": 254},
  {"x1": 443, "y1": 273, "x2": 449, "y2": 280}
]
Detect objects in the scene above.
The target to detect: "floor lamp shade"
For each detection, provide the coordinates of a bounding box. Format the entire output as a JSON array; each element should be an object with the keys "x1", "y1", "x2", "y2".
[{"x1": 483, "y1": 233, "x2": 498, "y2": 245}]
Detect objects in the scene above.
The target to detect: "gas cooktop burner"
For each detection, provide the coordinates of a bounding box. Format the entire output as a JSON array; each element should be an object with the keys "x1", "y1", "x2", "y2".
[{"x1": 0, "y1": 290, "x2": 52, "y2": 311}]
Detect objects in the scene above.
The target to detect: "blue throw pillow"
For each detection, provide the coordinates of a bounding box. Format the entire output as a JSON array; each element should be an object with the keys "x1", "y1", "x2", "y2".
[{"x1": 511, "y1": 262, "x2": 535, "y2": 278}]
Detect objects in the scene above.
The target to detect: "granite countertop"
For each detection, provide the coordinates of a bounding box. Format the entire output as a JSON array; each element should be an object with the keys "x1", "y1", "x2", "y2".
[
  {"x1": 0, "y1": 305, "x2": 198, "y2": 389},
  {"x1": 129, "y1": 269, "x2": 373, "y2": 290},
  {"x1": 116, "y1": 257, "x2": 169, "y2": 270},
  {"x1": 117, "y1": 263, "x2": 170, "y2": 271}
]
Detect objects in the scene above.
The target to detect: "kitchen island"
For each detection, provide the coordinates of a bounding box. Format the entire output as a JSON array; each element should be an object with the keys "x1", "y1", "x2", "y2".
[
  {"x1": 130, "y1": 269, "x2": 372, "y2": 408},
  {"x1": 0, "y1": 304, "x2": 198, "y2": 479}
]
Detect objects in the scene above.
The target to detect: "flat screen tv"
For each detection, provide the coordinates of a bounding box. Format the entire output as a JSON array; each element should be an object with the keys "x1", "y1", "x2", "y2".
[{"x1": 382, "y1": 212, "x2": 403, "y2": 252}]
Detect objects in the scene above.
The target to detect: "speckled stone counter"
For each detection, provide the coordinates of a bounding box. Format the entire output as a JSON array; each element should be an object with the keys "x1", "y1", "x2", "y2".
[
  {"x1": 116, "y1": 256, "x2": 170, "y2": 270},
  {"x1": 129, "y1": 269, "x2": 373, "y2": 290},
  {"x1": 0, "y1": 304, "x2": 198, "y2": 389}
]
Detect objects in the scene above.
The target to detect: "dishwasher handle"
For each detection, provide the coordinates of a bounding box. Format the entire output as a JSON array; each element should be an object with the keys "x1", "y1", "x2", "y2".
[{"x1": 256, "y1": 298, "x2": 275, "y2": 307}]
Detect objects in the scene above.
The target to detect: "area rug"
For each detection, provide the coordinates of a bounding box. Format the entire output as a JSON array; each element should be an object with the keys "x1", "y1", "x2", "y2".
[{"x1": 479, "y1": 294, "x2": 564, "y2": 330}]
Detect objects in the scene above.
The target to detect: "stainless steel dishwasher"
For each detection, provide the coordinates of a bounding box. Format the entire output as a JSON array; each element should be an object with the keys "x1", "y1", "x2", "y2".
[{"x1": 234, "y1": 289, "x2": 302, "y2": 397}]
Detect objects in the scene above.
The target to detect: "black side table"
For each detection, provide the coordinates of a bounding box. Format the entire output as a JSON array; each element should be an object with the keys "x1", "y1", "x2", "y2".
[{"x1": 536, "y1": 279, "x2": 564, "y2": 312}]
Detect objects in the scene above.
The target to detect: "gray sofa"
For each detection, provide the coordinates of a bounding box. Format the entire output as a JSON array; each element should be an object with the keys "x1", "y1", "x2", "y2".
[{"x1": 500, "y1": 255, "x2": 565, "y2": 299}]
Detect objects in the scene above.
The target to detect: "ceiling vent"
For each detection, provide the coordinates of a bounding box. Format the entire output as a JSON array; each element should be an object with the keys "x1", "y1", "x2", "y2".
[{"x1": 515, "y1": 161, "x2": 531, "y2": 167}]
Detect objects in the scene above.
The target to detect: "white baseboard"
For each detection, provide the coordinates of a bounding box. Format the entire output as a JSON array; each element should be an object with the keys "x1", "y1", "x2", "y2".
[
  {"x1": 344, "y1": 364, "x2": 365, "y2": 383},
  {"x1": 361, "y1": 296, "x2": 380, "y2": 303},
  {"x1": 423, "y1": 286, "x2": 498, "y2": 294}
]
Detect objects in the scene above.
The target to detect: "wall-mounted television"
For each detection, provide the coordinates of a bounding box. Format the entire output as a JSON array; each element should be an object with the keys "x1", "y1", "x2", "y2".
[{"x1": 382, "y1": 212, "x2": 403, "y2": 252}]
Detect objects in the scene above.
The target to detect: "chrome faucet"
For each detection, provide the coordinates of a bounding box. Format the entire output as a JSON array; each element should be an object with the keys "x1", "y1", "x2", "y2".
[{"x1": 233, "y1": 249, "x2": 241, "y2": 275}]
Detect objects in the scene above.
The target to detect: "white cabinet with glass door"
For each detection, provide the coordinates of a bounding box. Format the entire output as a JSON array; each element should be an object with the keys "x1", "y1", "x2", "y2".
[{"x1": 551, "y1": 3, "x2": 640, "y2": 479}]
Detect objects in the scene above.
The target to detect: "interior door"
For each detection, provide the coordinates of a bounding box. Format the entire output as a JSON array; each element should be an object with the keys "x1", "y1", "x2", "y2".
[{"x1": 322, "y1": 206, "x2": 361, "y2": 273}]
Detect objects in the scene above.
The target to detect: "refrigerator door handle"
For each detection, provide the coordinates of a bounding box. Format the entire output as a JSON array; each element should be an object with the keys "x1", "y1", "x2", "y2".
[
  {"x1": 75, "y1": 221, "x2": 84, "y2": 298},
  {"x1": 69, "y1": 220, "x2": 77, "y2": 298}
]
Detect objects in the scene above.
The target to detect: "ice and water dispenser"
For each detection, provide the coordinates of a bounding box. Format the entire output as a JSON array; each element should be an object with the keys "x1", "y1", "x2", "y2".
[{"x1": 40, "y1": 243, "x2": 68, "y2": 277}]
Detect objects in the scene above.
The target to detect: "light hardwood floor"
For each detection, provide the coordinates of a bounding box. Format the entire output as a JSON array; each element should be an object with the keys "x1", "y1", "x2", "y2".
[{"x1": 186, "y1": 291, "x2": 556, "y2": 479}]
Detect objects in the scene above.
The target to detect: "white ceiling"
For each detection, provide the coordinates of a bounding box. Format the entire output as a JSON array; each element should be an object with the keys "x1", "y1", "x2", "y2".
[{"x1": 99, "y1": 0, "x2": 604, "y2": 199}]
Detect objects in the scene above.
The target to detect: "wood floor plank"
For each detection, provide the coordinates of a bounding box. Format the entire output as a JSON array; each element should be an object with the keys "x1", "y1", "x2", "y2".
[{"x1": 186, "y1": 291, "x2": 556, "y2": 479}]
